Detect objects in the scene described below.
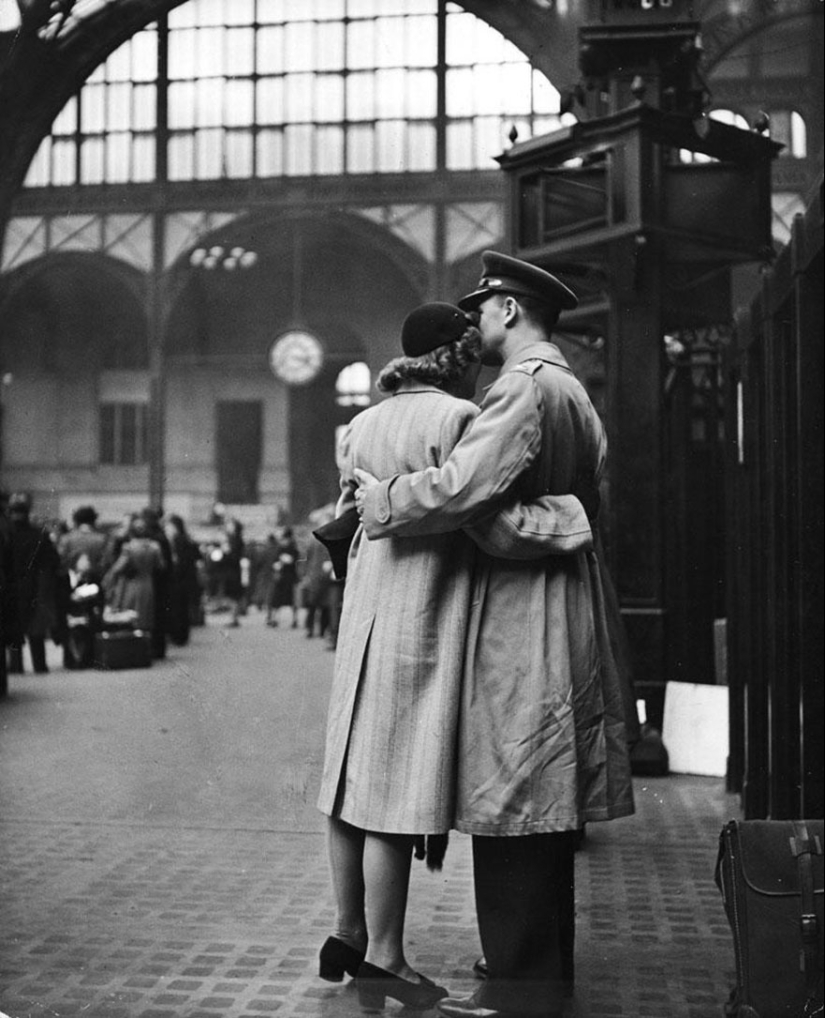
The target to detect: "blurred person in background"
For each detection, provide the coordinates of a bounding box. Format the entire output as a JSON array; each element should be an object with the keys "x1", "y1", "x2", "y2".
[{"x1": 5, "y1": 492, "x2": 63, "y2": 675}]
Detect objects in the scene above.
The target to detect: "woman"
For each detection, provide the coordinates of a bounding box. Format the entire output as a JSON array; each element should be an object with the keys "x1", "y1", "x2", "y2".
[
  {"x1": 315, "y1": 303, "x2": 591, "y2": 1011},
  {"x1": 103, "y1": 514, "x2": 165, "y2": 634}
]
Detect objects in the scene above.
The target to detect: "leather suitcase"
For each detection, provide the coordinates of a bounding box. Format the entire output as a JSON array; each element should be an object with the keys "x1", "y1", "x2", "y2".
[
  {"x1": 715, "y1": 819, "x2": 824, "y2": 1017},
  {"x1": 93, "y1": 629, "x2": 152, "y2": 670}
]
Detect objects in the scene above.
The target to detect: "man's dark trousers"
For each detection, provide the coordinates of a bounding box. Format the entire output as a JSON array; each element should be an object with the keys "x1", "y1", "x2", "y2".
[{"x1": 472, "y1": 831, "x2": 576, "y2": 1016}]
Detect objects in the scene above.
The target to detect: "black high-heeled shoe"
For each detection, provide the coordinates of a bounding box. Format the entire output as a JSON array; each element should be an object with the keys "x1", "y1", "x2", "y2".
[
  {"x1": 355, "y1": 960, "x2": 448, "y2": 1011},
  {"x1": 318, "y1": 935, "x2": 365, "y2": 982}
]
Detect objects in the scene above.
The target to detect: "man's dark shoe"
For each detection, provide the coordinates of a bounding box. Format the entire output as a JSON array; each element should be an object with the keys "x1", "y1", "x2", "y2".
[{"x1": 436, "y1": 994, "x2": 561, "y2": 1018}]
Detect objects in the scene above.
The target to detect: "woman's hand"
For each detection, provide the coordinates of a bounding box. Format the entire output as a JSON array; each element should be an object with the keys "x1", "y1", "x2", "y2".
[{"x1": 353, "y1": 468, "x2": 379, "y2": 519}]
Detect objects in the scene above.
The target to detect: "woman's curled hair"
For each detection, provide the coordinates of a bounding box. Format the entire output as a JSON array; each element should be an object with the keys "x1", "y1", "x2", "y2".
[{"x1": 377, "y1": 325, "x2": 481, "y2": 395}]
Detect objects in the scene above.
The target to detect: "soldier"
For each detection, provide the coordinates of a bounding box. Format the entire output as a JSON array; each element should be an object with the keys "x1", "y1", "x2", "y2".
[{"x1": 356, "y1": 252, "x2": 636, "y2": 1018}]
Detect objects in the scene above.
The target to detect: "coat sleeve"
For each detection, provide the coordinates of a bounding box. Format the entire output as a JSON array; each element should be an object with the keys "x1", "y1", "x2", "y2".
[
  {"x1": 465, "y1": 494, "x2": 593, "y2": 559},
  {"x1": 361, "y1": 370, "x2": 547, "y2": 539}
]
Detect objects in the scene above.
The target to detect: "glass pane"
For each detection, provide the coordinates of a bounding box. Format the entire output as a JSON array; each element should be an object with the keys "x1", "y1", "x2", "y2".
[
  {"x1": 502, "y1": 63, "x2": 532, "y2": 115},
  {"x1": 55, "y1": 139, "x2": 77, "y2": 182},
  {"x1": 376, "y1": 119, "x2": 405, "y2": 172},
  {"x1": 168, "y1": 133, "x2": 195, "y2": 180},
  {"x1": 347, "y1": 72, "x2": 374, "y2": 121},
  {"x1": 225, "y1": 130, "x2": 253, "y2": 177},
  {"x1": 376, "y1": 69, "x2": 405, "y2": 119},
  {"x1": 169, "y1": 82, "x2": 196, "y2": 130},
  {"x1": 407, "y1": 69, "x2": 436, "y2": 118},
  {"x1": 314, "y1": 74, "x2": 344, "y2": 122},
  {"x1": 284, "y1": 21, "x2": 314, "y2": 72},
  {"x1": 53, "y1": 96, "x2": 78, "y2": 135},
  {"x1": 257, "y1": 26, "x2": 284, "y2": 75},
  {"x1": 80, "y1": 85, "x2": 105, "y2": 133},
  {"x1": 285, "y1": 74, "x2": 314, "y2": 123},
  {"x1": 285, "y1": 124, "x2": 313, "y2": 175},
  {"x1": 446, "y1": 120, "x2": 473, "y2": 171},
  {"x1": 446, "y1": 67, "x2": 473, "y2": 118},
  {"x1": 445, "y1": 10, "x2": 476, "y2": 67},
  {"x1": 226, "y1": 27, "x2": 255, "y2": 76},
  {"x1": 80, "y1": 138, "x2": 104, "y2": 184},
  {"x1": 257, "y1": 0, "x2": 286, "y2": 25},
  {"x1": 475, "y1": 116, "x2": 506, "y2": 167},
  {"x1": 107, "y1": 83, "x2": 132, "y2": 132},
  {"x1": 131, "y1": 30, "x2": 157, "y2": 81},
  {"x1": 106, "y1": 41, "x2": 132, "y2": 82},
  {"x1": 196, "y1": 78, "x2": 224, "y2": 128},
  {"x1": 197, "y1": 128, "x2": 223, "y2": 178},
  {"x1": 132, "y1": 135, "x2": 155, "y2": 181},
  {"x1": 533, "y1": 69, "x2": 560, "y2": 115},
  {"x1": 132, "y1": 84, "x2": 156, "y2": 131},
  {"x1": 257, "y1": 77, "x2": 285, "y2": 125},
  {"x1": 474, "y1": 65, "x2": 503, "y2": 116},
  {"x1": 405, "y1": 15, "x2": 436, "y2": 67},
  {"x1": 25, "y1": 138, "x2": 51, "y2": 187},
  {"x1": 316, "y1": 125, "x2": 344, "y2": 174},
  {"x1": 169, "y1": 1, "x2": 196, "y2": 28},
  {"x1": 225, "y1": 0, "x2": 254, "y2": 25},
  {"x1": 169, "y1": 28, "x2": 197, "y2": 79},
  {"x1": 196, "y1": 0, "x2": 225, "y2": 29},
  {"x1": 347, "y1": 124, "x2": 375, "y2": 172},
  {"x1": 408, "y1": 122, "x2": 435, "y2": 171},
  {"x1": 311, "y1": 0, "x2": 345, "y2": 19},
  {"x1": 197, "y1": 27, "x2": 226, "y2": 79},
  {"x1": 375, "y1": 16, "x2": 405, "y2": 68},
  {"x1": 347, "y1": 19, "x2": 374, "y2": 70},
  {"x1": 316, "y1": 21, "x2": 344, "y2": 70},
  {"x1": 475, "y1": 19, "x2": 505, "y2": 63},
  {"x1": 225, "y1": 79, "x2": 254, "y2": 127},
  {"x1": 106, "y1": 133, "x2": 131, "y2": 183},
  {"x1": 256, "y1": 128, "x2": 284, "y2": 176}
]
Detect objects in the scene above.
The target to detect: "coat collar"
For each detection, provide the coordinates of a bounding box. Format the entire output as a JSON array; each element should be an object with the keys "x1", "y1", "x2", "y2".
[
  {"x1": 392, "y1": 381, "x2": 444, "y2": 396},
  {"x1": 501, "y1": 341, "x2": 571, "y2": 375}
]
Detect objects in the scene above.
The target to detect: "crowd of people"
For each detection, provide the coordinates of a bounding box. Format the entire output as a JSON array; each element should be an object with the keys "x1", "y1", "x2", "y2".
[
  {"x1": 0, "y1": 493, "x2": 342, "y2": 682},
  {"x1": 1, "y1": 250, "x2": 638, "y2": 1018}
]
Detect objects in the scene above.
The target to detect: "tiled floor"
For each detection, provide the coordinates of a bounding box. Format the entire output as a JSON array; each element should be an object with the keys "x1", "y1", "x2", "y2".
[{"x1": 0, "y1": 614, "x2": 741, "y2": 1018}]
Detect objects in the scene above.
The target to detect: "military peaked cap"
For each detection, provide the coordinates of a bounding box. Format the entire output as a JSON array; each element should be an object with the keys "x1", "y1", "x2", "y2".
[
  {"x1": 401, "y1": 302, "x2": 474, "y2": 358},
  {"x1": 458, "y1": 250, "x2": 578, "y2": 313}
]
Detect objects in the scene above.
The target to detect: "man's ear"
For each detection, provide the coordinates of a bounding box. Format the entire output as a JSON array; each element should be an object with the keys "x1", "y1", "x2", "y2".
[{"x1": 503, "y1": 295, "x2": 519, "y2": 327}]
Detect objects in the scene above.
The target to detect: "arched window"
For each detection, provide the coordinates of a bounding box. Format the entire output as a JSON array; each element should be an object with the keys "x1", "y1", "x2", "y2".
[
  {"x1": 336, "y1": 362, "x2": 371, "y2": 408},
  {"x1": 24, "y1": 1, "x2": 566, "y2": 187},
  {"x1": 768, "y1": 110, "x2": 807, "y2": 158}
]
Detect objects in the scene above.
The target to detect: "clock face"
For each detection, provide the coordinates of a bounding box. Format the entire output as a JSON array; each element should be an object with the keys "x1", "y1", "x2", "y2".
[{"x1": 269, "y1": 331, "x2": 324, "y2": 385}]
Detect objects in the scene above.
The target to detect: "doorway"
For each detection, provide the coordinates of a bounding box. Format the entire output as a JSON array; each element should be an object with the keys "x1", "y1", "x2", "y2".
[{"x1": 216, "y1": 401, "x2": 262, "y2": 504}]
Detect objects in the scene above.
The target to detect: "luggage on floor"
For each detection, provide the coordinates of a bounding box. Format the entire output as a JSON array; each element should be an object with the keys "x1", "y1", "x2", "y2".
[
  {"x1": 715, "y1": 818, "x2": 823, "y2": 1017},
  {"x1": 93, "y1": 629, "x2": 152, "y2": 670}
]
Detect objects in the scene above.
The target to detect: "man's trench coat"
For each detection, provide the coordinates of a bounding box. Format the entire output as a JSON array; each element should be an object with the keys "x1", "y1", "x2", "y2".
[{"x1": 361, "y1": 345, "x2": 636, "y2": 836}]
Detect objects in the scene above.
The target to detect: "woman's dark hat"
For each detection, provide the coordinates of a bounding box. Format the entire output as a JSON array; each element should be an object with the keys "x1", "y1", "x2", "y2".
[
  {"x1": 401, "y1": 302, "x2": 473, "y2": 358},
  {"x1": 458, "y1": 250, "x2": 578, "y2": 312}
]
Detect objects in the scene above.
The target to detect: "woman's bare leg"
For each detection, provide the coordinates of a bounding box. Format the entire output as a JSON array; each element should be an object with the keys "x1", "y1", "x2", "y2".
[
  {"x1": 326, "y1": 817, "x2": 368, "y2": 950},
  {"x1": 362, "y1": 831, "x2": 418, "y2": 978}
]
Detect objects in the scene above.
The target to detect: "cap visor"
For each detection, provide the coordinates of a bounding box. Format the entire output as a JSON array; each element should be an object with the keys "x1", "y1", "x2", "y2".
[{"x1": 457, "y1": 287, "x2": 491, "y2": 311}]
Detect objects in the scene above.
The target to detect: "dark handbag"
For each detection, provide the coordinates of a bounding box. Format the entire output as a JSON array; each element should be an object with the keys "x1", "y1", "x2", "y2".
[
  {"x1": 715, "y1": 819, "x2": 824, "y2": 1017},
  {"x1": 312, "y1": 507, "x2": 360, "y2": 581}
]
